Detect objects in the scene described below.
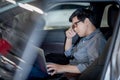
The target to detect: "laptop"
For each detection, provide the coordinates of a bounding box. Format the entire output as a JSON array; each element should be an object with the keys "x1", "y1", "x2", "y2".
[{"x1": 34, "y1": 47, "x2": 53, "y2": 75}]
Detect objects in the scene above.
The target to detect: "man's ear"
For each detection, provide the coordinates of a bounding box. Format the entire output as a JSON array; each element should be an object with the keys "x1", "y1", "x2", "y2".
[{"x1": 84, "y1": 18, "x2": 90, "y2": 25}]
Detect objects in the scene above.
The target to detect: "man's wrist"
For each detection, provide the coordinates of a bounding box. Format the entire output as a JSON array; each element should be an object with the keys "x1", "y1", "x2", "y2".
[{"x1": 66, "y1": 37, "x2": 72, "y2": 40}]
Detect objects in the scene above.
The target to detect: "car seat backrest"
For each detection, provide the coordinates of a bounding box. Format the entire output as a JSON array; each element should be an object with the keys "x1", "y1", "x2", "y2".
[
  {"x1": 108, "y1": 4, "x2": 119, "y2": 29},
  {"x1": 105, "y1": 4, "x2": 119, "y2": 40}
]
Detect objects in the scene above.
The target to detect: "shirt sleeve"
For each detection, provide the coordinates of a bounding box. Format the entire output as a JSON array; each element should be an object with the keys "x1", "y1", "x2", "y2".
[
  {"x1": 77, "y1": 63, "x2": 89, "y2": 73},
  {"x1": 64, "y1": 46, "x2": 73, "y2": 57}
]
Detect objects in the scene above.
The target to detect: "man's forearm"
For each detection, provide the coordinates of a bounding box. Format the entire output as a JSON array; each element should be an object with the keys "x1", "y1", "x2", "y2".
[
  {"x1": 65, "y1": 38, "x2": 72, "y2": 51},
  {"x1": 61, "y1": 65, "x2": 80, "y2": 73}
]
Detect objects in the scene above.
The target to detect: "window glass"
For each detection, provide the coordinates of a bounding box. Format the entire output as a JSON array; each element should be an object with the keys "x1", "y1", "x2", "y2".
[
  {"x1": 43, "y1": 2, "x2": 90, "y2": 30},
  {"x1": 50, "y1": 4, "x2": 89, "y2": 10}
]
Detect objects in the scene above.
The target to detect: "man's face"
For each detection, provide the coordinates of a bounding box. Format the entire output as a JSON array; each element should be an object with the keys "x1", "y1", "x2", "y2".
[{"x1": 72, "y1": 16, "x2": 88, "y2": 37}]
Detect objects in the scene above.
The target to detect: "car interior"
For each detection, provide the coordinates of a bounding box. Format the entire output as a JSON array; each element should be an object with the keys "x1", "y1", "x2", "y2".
[{"x1": 0, "y1": 0, "x2": 120, "y2": 80}]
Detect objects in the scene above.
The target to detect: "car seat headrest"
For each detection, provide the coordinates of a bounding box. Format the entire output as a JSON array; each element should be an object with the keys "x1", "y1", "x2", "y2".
[{"x1": 108, "y1": 4, "x2": 119, "y2": 29}]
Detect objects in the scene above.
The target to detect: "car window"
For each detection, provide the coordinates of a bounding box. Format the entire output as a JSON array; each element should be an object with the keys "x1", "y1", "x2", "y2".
[
  {"x1": 43, "y1": 2, "x2": 90, "y2": 30},
  {"x1": 47, "y1": 3, "x2": 90, "y2": 10},
  {"x1": 49, "y1": 4, "x2": 89, "y2": 10}
]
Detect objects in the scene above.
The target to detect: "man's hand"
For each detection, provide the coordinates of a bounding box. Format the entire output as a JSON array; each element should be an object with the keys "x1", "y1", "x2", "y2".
[
  {"x1": 47, "y1": 63, "x2": 80, "y2": 76},
  {"x1": 66, "y1": 27, "x2": 76, "y2": 39},
  {"x1": 47, "y1": 63, "x2": 64, "y2": 76}
]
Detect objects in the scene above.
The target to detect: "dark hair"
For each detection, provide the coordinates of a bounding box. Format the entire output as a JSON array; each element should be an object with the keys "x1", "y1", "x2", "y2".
[{"x1": 69, "y1": 8, "x2": 97, "y2": 27}]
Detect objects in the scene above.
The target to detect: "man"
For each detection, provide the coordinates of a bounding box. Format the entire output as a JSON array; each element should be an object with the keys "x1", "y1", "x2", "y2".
[{"x1": 47, "y1": 8, "x2": 106, "y2": 77}]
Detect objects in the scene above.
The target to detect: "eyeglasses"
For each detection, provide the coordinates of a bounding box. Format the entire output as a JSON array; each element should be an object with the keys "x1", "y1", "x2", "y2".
[{"x1": 72, "y1": 20, "x2": 81, "y2": 29}]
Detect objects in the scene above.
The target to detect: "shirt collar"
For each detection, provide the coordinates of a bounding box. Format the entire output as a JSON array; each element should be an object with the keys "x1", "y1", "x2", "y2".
[{"x1": 82, "y1": 29, "x2": 100, "y2": 41}]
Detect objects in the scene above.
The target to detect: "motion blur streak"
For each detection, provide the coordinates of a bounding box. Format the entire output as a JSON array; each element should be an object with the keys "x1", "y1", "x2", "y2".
[
  {"x1": 0, "y1": 0, "x2": 34, "y2": 13},
  {"x1": 13, "y1": 14, "x2": 46, "y2": 80},
  {"x1": 5, "y1": 0, "x2": 45, "y2": 14}
]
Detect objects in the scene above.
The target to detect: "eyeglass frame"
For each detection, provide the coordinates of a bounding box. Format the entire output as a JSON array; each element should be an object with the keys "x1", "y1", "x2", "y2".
[{"x1": 72, "y1": 20, "x2": 81, "y2": 29}]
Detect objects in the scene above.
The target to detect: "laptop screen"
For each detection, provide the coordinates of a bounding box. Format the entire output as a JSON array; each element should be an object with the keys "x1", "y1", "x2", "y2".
[{"x1": 34, "y1": 47, "x2": 48, "y2": 74}]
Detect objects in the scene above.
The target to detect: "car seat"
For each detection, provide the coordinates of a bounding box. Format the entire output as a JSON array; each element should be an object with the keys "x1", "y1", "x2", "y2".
[{"x1": 103, "y1": 4, "x2": 119, "y2": 40}]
